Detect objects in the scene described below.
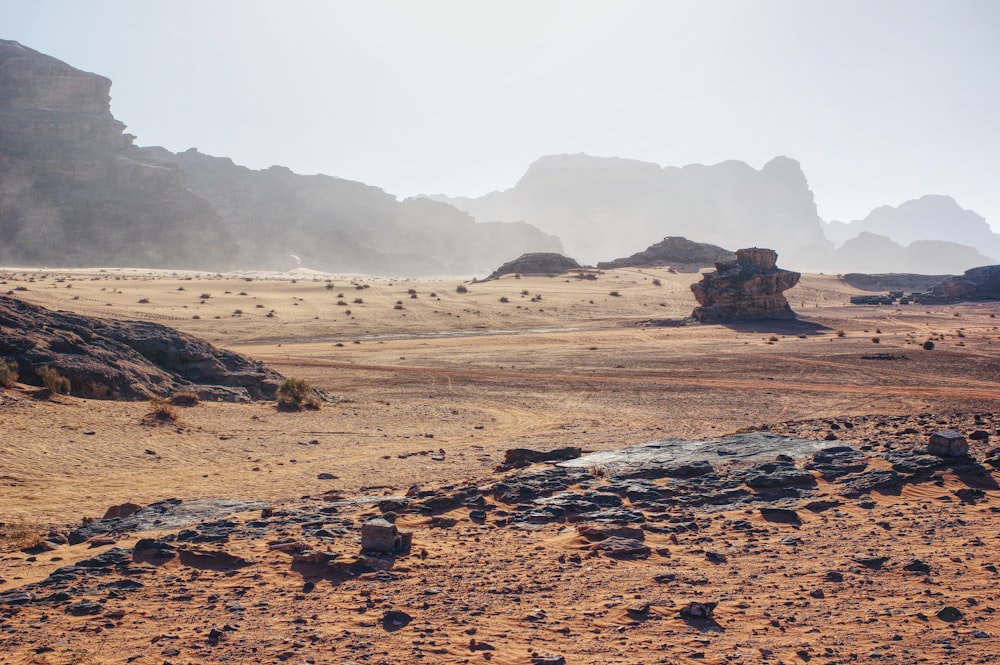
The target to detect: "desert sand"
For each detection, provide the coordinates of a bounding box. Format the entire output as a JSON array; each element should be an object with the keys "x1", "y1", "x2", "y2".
[{"x1": 1, "y1": 266, "x2": 999, "y2": 664}]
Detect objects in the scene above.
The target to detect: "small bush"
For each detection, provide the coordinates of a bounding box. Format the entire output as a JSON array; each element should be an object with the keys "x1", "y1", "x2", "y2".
[
  {"x1": 871, "y1": 337, "x2": 880, "y2": 343},
  {"x1": 146, "y1": 397, "x2": 178, "y2": 422},
  {"x1": 277, "y1": 377, "x2": 319, "y2": 411},
  {"x1": 652, "y1": 278, "x2": 662, "y2": 286},
  {"x1": 768, "y1": 335, "x2": 779, "y2": 343},
  {"x1": 0, "y1": 520, "x2": 41, "y2": 552},
  {"x1": 456, "y1": 285, "x2": 468, "y2": 294},
  {"x1": 0, "y1": 357, "x2": 18, "y2": 388},
  {"x1": 499, "y1": 296, "x2": 509, "y2": 303},
  {"x1": 609, "y1": 291, "x2": 621, "y2": 297},
  {"x1": 836, "y1": 330, "x2": 846, "y2": 337},
  {"x1": 170, "y1": 391, "x2": 200, "y2": 407},
  {"x1": 923, "y1": 340, "x2": 935, "y2": 350},
  {"x1": 37, "y1": 366, "x2": 70, "y2": 394}
]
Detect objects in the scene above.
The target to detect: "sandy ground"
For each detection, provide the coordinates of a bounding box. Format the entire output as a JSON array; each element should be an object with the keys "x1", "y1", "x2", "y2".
[{"x1": 1, "y1": 266, "x2": 999, "y2": 663}]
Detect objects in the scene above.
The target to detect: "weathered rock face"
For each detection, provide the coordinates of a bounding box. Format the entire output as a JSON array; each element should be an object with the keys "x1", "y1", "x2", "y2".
[
  {"x1": 917, "y1": 264, "x2": 1000, "y2": 304},
  {"x1": 486, "y1": 252, "x2": 581, "y2": 279},
  {"x1": 596, "y1": 236, "x2": 735, "y2": 271},
  {"x1": 690, "y1": 248, "x2": 800, "y2": 322},
  {"x1": 0, "y1": 295, "x2": 281, "y2": 400},
  {"x1": 0, "y1": 40, "x2": 234, "y2": 269}
]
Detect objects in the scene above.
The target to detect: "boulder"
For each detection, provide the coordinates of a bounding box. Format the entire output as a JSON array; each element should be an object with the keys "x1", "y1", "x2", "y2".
[
  {"x1": 927, "y1": 430, "x2": 969, "y2": 457},
  {"x1": 486, "y1": 253, "x2": 581, "y2": 279},
  {"x1": 918, "y1": 264, "x2": 1000, "y2": 304},
  {"x1": 690, "y1": 248, "x2": 800, "y2": 322}
]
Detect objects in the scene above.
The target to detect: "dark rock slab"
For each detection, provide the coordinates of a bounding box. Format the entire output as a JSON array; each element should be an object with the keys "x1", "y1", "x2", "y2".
[{"x1": 68, "y1": 498, "x2": 268, "y2": 543}]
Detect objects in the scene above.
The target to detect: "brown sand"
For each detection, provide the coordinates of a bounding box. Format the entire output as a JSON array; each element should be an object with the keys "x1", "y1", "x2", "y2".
[{"x1": 1, "y1": 266, "x2": 999, "y2": 664}]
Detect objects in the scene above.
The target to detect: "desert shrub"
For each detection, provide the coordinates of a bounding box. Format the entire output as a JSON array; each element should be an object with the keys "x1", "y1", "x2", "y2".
[
  {"x1": 0, "y1": 520, "x2": 41, "y2": 552},
  {"x1": 277, "y1": 377, "x2": 319, "y2": 411},
  {"x1": 146, "y1": 397, "x2": 179, "y2": 422},
  {"x1": 835, "y1": 330, "x2": 846, "y2": 337},
  {"x1": 37, "y1": 366, "x2": 70, "y2": 394},
  {"x1": 871, "y1": 337, "x2": 880, "y2": 343},
  {"x1": 651, "y1": 278, "x2": 662, "y2": 286},
  {"x1": 170, "y1": 391, "x2": 200, "y2": 407},
  {"x1": 768, "y1": 335, "x2": 779, "y2": 343},
  {"x1": 456, "y1": 285, "x2": 468, "y2": 294},
  {"x1": 608, "y1": 291, "x2": 621, "y2": 297},
  {"x1": 0, "y1": 357, "x2": 18, "y2": 388},
  {"x1": 923, "y1": 340, "x2": 935, "y2": 350},
  {"x1": 499, "y1": 296, "x2": 510, "y2": 303}
]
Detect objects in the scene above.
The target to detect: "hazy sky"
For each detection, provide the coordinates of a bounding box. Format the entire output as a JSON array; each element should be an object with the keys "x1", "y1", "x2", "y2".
[{"x1": 4, "y1": 0, "x2": 998, "y2": 230}]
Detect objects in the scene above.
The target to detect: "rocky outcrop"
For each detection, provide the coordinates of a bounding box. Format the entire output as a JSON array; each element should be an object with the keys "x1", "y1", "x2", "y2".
[
  {"x1": 917, "y1": 264, "x2": 1000, "y2": 304},
  {"x1": 486, "y1": 252, "x2": 581, "y2": 279},
  {"x1": 596, "y1": 236, "x2": 734, "y2": 271},
  {"x1": 0, "y1": 40, "x2": 234, "y2": 269},
  {"x1": 0, "y1": 294, "x2": 281, "y2": 400},
  {"x1": 841, "y1": 272, "x2": 952, "y2": 293},
  {"x1": 690, "y1": 248, "x2": 800, "y2": 322}
]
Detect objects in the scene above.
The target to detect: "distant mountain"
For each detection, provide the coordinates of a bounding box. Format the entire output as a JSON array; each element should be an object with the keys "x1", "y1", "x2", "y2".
[
  {"x1": 141, "y1": 147, "x2": 562, "y2": 275},
  {"x1": 427, "y1": 153, "x2": 828, "y2": 266},
  {"x1": 596, "y1": 236, "x2": 735, "y2": 271},
  {"x1": 823, "y1": 195, "x2": 1000, "y2": 260},
  {"x1": 0, "y1": 40, "x2": 560, "y2": 274},
  {"x1": 793, "y1": 231, "x2": 995, "y2": 275}
]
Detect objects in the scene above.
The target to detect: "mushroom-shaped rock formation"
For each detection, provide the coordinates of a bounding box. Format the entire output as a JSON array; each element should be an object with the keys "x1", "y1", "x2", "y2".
[{"x1": 690, "y1": 248, "x2": 800, "y2": 322}]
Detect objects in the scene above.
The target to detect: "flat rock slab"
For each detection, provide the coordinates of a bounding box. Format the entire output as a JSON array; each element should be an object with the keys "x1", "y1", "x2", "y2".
[
  {"x1": 559, "y1": 433, "x2": 842, "y2": 478},
  {"x1": 68, "y1": 498, "x2": 268, "y2": 543}
]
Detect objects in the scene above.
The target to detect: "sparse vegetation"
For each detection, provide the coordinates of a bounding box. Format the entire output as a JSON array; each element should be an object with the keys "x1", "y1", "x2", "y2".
[
  {"x1": 276, "y1": 377, "x2": 320, "y2": 411},
  {"x1": 170, "y1": 391, "x2": 200, "y2": 407},
  {"x1": 871, "y1": 337, "x2": 880, "y2": 343},
  {"x1": 499, "y1": 296, "x2": 510, "y2": 303},
  {"x1": 37, "y1": 365, "x2": 70, "y2": 394},
  {"x1": 923, "y1": 340, "x2": 935, "y2": 350},
  {"x1": 0, "y1": 520, "x2": 41, "y2": 552},
  {"x1": 836, "y1": 330, "x2": 846, "y2": 337},
  {"x1": 456, "y1": 285, "x2": 468, "y2": 294},
  {"x1": 0, "y1": 357, "x2": 18, "y2": 388},
  {"x1": 608, "y1": 291, "x2": 621, "y2": 297},
  {"x1": 652, "y1": 278, "x2": 662, "y2": 286},
  {"x1": 146, "y1": 396, "x2": 179, "y2": 422}
]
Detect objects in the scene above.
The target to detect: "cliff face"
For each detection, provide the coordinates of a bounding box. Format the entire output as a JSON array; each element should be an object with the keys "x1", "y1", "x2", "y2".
[
  {"x1": 428, "y1": 154, "x2": 828, "y2": 266},
  {"x1": 0, "y1": 40, "x2": 233, "y2": 269}
]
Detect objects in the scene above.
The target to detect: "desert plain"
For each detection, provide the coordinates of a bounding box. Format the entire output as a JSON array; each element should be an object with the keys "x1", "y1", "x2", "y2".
[{"x1": 1, "y1": 265, "x2": 1000, "y2": 665}]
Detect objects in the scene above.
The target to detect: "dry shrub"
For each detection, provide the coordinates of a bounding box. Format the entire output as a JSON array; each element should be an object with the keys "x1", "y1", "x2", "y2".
[
  {"x1": 37, "y1": 365, "x2": 71, "y2": 394},
  {"x1": 0, "y1": 520, "x2": 41, "y2": 552},
  {"x1": 0, "y1": 357, "x2": 18, "y2": 388},
  {"x1": 277, "y1": 377, "x2": 320, "y2": 411},
  {"x1": 170, "y1": 391, "x2": 200, "y2": 407},
  {"x1": 146, "y1": 396, "x2": 179, "y2": 423}
]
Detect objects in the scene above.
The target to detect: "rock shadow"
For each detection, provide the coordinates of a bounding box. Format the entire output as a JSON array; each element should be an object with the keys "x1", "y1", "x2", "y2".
[{"x1": 717, "y1": 319, "x2": 832, "y2": 335}]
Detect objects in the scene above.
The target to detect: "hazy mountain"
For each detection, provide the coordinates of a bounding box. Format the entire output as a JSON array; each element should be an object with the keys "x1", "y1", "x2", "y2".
[
  {"x1": 0, "y1": 39, "x2": 560, "y2": 275},
  {"x1": 793, "y1": 231, "x2": 995, "y2": 275},
  {"x1": 426, "y1": 153, "x2": 829, "y2": 265},
  {"x1": 0, "y1": 39, "x2": 232, "y2": 269},
  {"x1": 823, "y1": 195, "x2": 1000, "y2": 259}
]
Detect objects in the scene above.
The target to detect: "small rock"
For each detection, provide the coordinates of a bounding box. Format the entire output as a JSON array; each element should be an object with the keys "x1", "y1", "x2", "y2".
[
  {"x1": 679, "y1": 601, "x2": 717, "y2": 618},
  {"x1": 927, "y1": 430, "x2": 968, "y2": 457},
  {"x1": 936, "y1": 606, "x2": 963, "y2": 622}
]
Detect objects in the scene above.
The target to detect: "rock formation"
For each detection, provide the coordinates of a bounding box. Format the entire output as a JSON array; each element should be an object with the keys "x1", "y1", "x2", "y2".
[
  {"x1": 596, "y1": 236, "x2": 735, "y2": 271},
  {"x1": 690, "y1": 248, "x2": 800, "y2": 322},
  {"x1": 0, "y1": 294, "x2": 281, "y2": 400},
  {"x1": 917, "y1": 264, "x2": 1000, "y2": 304},
  {"x1": 0, "y1": 40, "x2": 234, "y2": 269},
  {"x1": 485, "y1": 252, "x2": 581, "y2": 280}
]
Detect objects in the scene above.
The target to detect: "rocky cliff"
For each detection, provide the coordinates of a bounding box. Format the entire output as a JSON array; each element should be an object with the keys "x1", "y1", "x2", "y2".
[
  {"x1": 0, "y1": 40, "x2": 233, "y2": 269},
  {"x1": 596, "y1": 236, "x2": 735, "y2": 271},
  {"x1": 427, "y1": 154, "x2": 828, "y2": 265},
  {"x1": 690, "y1": 248, "x2": 800, "y2": 322},
  {"x1": 486, "y1": 252, "x2": 581, "y2": 280},
  {"x1": 0, "y1": 294, "x2": 282, "y2": 400}
]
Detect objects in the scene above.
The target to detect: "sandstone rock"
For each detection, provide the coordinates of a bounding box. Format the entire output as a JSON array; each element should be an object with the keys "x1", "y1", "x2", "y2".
[
  {"x1": 927, "y1": 430, "x2": 969, "y2": 457},
  {"x1": 360, "y1": 518, "x2": 411, "y2": 553},
  {"x1": 690, "y1": 248, "x2": 800, "y2": 322},
  {"x1": 486, "y1": 253, "x2": 581, "y2": 279},
  {"x1": 918, "y1": 264, "x2": 1000, "y2": 304},
  {"x1": 502, "y1": 446, "x2": 582, "y2": 467},
  {"x1": 102, "y1": 502, "x2": 142, "y2": 520},
  {"x1": 596, "y1": 236, "x2": 735, "y2": 271},
  {"x1": 0, "y1": 295, "x2": 282, "y2": 400}
]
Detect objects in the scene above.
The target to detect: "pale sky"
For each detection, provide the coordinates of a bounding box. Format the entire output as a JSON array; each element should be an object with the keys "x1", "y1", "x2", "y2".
[{"x1": 3, "y1": 0, "x2": 998, "y2": 230}]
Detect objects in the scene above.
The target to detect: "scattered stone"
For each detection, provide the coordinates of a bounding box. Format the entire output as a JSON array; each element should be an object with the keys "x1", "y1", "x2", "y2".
[
  {"x1": 65, "y1": 600, "x2": 104, "y2": 616},
  {"x1": 381, "y1": 609, "x2": 413, "y2": 630},
  {"x1": 679, "y1": 601, "x2": 717, "y2": 618},
  {"x1": 360, "y1": 518, "x2": 412, "y2": 553},
  {"x1": 927, "y1": 430, "x2": 969, "y2": 457},
  {"x1": 903, "y1": 559, "x2": 931, "y2": 573},
  {"x1": 936, "y1": 606, "x2": 964, "y2": 622},
  {"x1": 593, "y1": 536, "x2": 650, "y2": 558},
  {"x1": 759, "y1": 507, "x2": 801, "y2": 524}
]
